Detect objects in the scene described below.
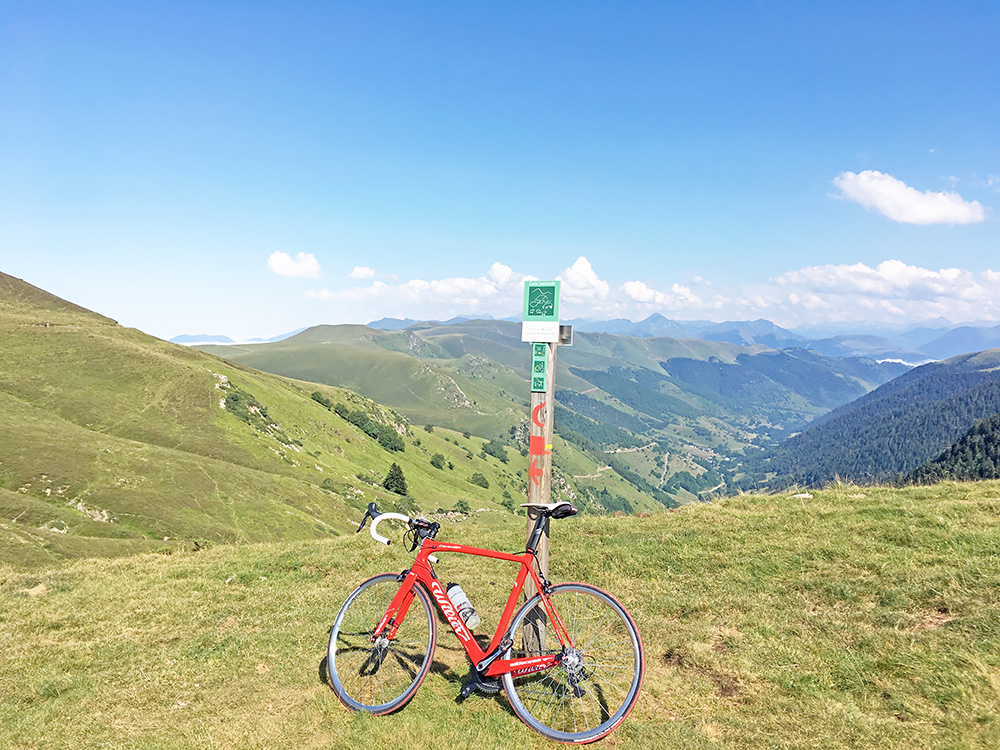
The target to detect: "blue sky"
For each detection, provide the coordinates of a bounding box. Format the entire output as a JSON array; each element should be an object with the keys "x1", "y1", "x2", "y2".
[{"x1": 2, "y1": 1, "x2": 998, "y2": 340}]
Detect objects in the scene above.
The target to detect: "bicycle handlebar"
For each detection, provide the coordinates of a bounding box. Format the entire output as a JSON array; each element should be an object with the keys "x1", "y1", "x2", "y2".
[{"x1": 370, "y1": 512, "x2": 412, "y2": 546}]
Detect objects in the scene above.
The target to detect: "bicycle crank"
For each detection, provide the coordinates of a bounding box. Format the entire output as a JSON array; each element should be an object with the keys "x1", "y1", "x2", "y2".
[{"x1": 458, "y1": 671, "x2": 502, "y2": 700}]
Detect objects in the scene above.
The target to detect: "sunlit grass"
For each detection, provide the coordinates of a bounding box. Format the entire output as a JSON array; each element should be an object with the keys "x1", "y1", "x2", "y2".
[{"x1": 2, "y1": 481, "x2": 999, "y2": 748}]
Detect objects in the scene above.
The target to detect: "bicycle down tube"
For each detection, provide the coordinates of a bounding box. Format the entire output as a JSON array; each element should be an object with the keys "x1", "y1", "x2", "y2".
[{"x1": 373, "y1": 537, "x2": 571, "y2": 679}]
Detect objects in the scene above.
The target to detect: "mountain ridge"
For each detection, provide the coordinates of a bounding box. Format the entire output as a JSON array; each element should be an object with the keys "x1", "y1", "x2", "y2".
[{"x1": 178, "y1": 314, "x2": 1000, "y2": 364}]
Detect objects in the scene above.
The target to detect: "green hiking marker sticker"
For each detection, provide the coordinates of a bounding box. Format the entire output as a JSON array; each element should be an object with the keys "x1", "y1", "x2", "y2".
[{"x1": 531, "y1": 342, "x2": 549, "y2": 393}]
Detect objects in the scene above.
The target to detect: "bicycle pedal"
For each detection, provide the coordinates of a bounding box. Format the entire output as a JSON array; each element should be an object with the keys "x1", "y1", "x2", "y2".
[{"x1": 458, "y1": 681, "x2": 478, "y2": 700}]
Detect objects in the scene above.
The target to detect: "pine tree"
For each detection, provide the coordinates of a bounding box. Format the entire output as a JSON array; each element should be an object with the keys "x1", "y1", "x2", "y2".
[{"x1": 383, "y1": 463, "x2": 408, "y2": 495}]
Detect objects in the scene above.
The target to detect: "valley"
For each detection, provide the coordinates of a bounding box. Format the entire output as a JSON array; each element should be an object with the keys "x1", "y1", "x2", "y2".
[{"x1": 196, "y1": 320, "x2": 909, "y2": 502}]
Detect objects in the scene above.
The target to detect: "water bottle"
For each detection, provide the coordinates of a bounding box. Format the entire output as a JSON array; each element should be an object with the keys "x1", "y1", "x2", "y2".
[{"x1": 446, "y1": 583, "x2": 481, "y2": 630}]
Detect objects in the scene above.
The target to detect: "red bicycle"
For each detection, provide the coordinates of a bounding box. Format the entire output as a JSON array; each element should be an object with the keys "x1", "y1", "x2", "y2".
[{"x1": 326, "y1": 501, "x2": 644, "y2": 744}]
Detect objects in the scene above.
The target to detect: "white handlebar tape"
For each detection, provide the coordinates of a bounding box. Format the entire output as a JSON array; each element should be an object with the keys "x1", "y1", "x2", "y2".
[{"x1": 370, "y1": 512, "x2": 412, "y2": 546}]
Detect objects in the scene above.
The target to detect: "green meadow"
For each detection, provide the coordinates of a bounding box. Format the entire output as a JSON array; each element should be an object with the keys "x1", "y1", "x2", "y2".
[{"x1": 3, "y1": 481, "x2": 998, "y2": 749}]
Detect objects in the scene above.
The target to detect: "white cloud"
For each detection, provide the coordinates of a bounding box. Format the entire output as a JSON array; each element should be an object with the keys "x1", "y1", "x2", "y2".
[
  {"x1": 620, "y1": 280, "x2": 657, "y2": 304},
  {"x1": 617, "y1": 260, "x2": 1000, "y2": 328},
  {"x1": 306, "y1": 282, "x2": 389, "y2": 301},
  {"x1": 776, "y1": 259, "x2": 989, "y2": 301},
  {"x1": 832, "y1": 170, "x2": 985, "y2": 225},
  {"x1": 349, "y1": 266, "x2": 375, "y2": 279},
  {"x1": 773, "y1": 260, "x2": 1000, "y2": 324},
  {"x1": 303, "y1": 253, "x2": 1000, "y2": 330},
  {"x1": 621, "y1": 280, "x2": 702, "y2": 309},
  {"x1": 268, "y1": 251, "x2": 321, "y2": 278},
  {"x1": 488, "y1": 261, "x2": 516, "y2": 286},
  {"x1": 557, "y1": 257, "x2": 610, "y2": 303},
  {"x1": 306, "y1": 262, "x2": 529, "y2": 313}
]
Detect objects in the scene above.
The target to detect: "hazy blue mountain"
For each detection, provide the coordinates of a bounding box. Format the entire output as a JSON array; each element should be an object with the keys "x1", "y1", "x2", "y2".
[
  {"x1": 564, "y1": 314, "x2": 708, "y2": 338},
  {"x1": 698, "y1": 319, "x2": 803, "y2": 348},
  {"x1": 919, "y1": 324, "x2": 1000, "y2": 360},
  {"x1": 170, "y1": 328, "x2": 307, "y2": 345},
  {"x1": 791, "y1": 320, "x2": 956, "y2": 345},
  {"x1": 367, "y1": 317, "x2": 422, "y2": 330},
  {"x1": 563, "y1": 317, "x2": 657, "y2": 335},
  {"x1": 368, "y1": 315, "x2": 498, "y2": 330},
  {"x1": 169, "y1": 334, "x2": 234, "y2": 344},
  {"x1": 895, "y1": 324, "x2": 954, "y2": 350},
  {"x1": 633, "y1": 314, "x2": 712, "y2": 338},
  {"x1": 802, "y1": 334, "x2": 928, "y2": 364}
]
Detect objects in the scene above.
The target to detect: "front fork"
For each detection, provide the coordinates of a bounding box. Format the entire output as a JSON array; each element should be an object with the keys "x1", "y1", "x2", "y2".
[{"x1": 372, "y1": 569, "x2": 418, "y2": 642}]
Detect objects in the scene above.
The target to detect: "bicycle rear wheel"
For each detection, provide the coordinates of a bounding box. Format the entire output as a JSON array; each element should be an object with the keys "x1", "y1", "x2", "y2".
[
  {"x1": 327, "y1": 573, "x2": 436, "y2": 715},
  {"x1": 502, "y1": 583, "x2": 644, "y2": 743}
]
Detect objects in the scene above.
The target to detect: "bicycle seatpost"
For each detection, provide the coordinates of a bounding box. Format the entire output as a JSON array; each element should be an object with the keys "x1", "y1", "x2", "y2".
[{"x1": 526, "y1": 512, "x2": 547, "y2": 554}]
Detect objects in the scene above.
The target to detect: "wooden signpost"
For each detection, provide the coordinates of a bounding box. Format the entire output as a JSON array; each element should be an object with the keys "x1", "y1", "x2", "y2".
[
  {"x1": 520, "y1": 282, "x2": 573, "y2": 650},
  {"x1": 520, "y1": 281, "x2": 570, "y2": 581}
]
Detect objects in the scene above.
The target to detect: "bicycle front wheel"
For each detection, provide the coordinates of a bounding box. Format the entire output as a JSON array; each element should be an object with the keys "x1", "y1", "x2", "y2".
[
  {"x1": 327, "y1": 573, "x2": 436, "y2": 715},
  {"x1": 502, "y1": 583, "x2": 644, "y2": 744}
]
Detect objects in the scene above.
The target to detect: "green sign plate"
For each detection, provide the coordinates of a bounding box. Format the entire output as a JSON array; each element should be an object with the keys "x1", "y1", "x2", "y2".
[{"x1": 523, "y1": 281, "x2": 561, "y2": 323}]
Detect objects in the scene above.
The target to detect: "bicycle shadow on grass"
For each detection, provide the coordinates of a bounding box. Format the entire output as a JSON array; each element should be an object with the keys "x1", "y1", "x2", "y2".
[{"x1": 316, "y1": 632, "x2": 517, "y2": 717}]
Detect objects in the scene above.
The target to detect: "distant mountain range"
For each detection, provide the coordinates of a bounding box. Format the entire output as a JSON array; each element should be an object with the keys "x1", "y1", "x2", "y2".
[
  {"x1": 364, "y1": 314, "x2": 983, "y2": 364},
  {"x1": 178, "y1": 315, "x2": 1000, "y2": 365},
  {"x1": 918, "y1": 323, "x2": 1000, "y2": 360},
  {"x1": 169, "y1": 329, "x2": 308, "y2": 345},
  {"x1": 797, "y1": 334, "x2": 927, "y2": 364}
]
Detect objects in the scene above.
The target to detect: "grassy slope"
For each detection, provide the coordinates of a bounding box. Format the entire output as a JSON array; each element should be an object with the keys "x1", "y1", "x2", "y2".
[
  {"x1": 2, "y1": 274, "x2": 597, "y2": 567},
  {"x1": 200, "y1": 339, "x2": 527, "y2": 438},
  {"x1": 2, "y1": 481, "x2": 998, "y2": 749}
]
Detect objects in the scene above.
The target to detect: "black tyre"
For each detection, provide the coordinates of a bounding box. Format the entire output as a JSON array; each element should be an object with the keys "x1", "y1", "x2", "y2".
[
  {"x1": 327, "y1": 573, "x2": 436, "y2": 714},
  {"x1": 502, "y1": 583, "x2": 644, "y2": 743}
]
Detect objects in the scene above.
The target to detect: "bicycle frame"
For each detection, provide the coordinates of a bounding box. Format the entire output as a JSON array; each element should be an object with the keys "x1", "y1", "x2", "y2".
[{"x1": 372, "y1": 536, "x2": 573, "y2": 679}]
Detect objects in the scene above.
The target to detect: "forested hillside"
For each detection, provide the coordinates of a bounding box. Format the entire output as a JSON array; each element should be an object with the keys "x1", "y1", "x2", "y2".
[
  {"x1": 751, "y1": 350, "x2": 1000, "y2": 486},
  {"x1": 909, "y1": 410, "x2": 1000, "y2": 483}
]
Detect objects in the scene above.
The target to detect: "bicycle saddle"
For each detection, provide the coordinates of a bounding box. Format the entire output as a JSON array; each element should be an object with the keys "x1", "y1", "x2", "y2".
[{"x1": 520, "y1": 501, "x2": 578, "y2": 519}]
